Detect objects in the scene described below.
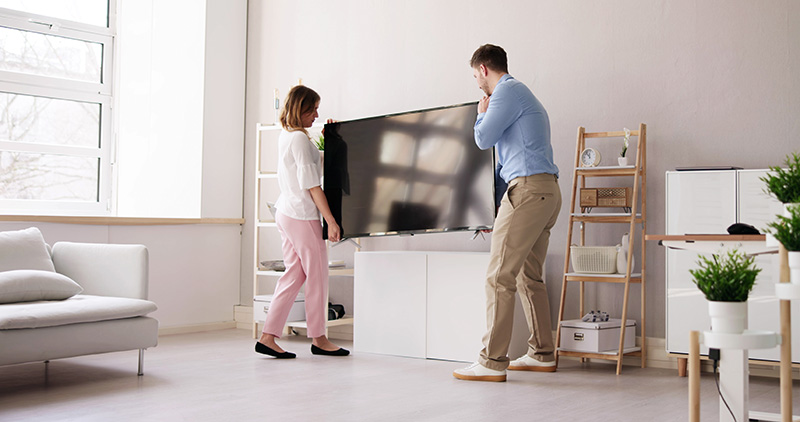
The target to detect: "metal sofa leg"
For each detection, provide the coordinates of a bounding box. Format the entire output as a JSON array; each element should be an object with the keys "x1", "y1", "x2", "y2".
[{"x1": 138, "y1": 349, "x2": 145, "y2": 376}]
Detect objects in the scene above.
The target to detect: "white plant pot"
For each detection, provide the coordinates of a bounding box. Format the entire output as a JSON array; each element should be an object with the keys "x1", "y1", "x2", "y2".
[
  {"x1": 766, "y1": 233, "x2": 779, "y2": 247},
  {"x1": 790, "y1": 251, "x2": 800, "y2": 285},
  {"x1": 618, "y1": 156, "x2": 629, "y2": 167},
  {"x1": 708, "y1": 301, "x2": 748, "y2": 334}
]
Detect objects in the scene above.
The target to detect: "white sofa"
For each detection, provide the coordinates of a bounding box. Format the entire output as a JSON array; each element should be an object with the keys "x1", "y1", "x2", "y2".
[{"x1": 0, "y1": 228, "x2": 158, "y2": 375}]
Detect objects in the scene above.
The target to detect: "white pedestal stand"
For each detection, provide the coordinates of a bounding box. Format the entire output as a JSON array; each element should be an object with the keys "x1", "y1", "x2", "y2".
[
  {"x1": 681, "y1": 242, "x2": 800, "y2": 422},
  {"x1": 694, "y1": 330, "x2": 780, "y2": 421},
  {"x1": 647, "y1": 235, "x2": 799, "y2": 422}
]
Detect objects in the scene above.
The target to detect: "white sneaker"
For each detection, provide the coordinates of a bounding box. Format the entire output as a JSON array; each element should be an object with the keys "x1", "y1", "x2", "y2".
[
  {"x1": 508, "y1": 355, "x2": 557, "y2": 372},
  {"x1": 453, "y1": 362, "x2": 507, "y2": 382}
]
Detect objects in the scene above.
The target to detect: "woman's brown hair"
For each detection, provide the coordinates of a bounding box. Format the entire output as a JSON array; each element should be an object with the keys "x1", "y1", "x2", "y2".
[{"x1": 279, "y1": 85, "x2": 320, "y2": 135}]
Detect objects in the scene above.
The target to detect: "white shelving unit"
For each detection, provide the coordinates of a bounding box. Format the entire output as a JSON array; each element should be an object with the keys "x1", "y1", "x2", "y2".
[{"x1": 252, "y1": 123, "x2": 353, "y2": 338}]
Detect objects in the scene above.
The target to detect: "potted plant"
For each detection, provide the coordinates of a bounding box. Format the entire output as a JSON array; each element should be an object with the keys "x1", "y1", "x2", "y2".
[
  {"x1": 767, "y1": 204, "x2": 800, "y2": 284},
  {"x1": 618, "y1": 127, "x2": 630, "y2": 167},
  {"x1": 313, "y1": 134, "x2": 324, "y2": 151},
  {"x1": 761, "y1": 152, "x2": 800, "y2": 209},
  {"x1": 689, "y1": 249, "x2": 761, "y2": 334}
]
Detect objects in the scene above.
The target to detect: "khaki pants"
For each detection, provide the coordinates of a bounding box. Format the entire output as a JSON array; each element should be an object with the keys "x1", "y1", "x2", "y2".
[{"x1": 479, "y1": 173, "x2": 561, "y2": 371}]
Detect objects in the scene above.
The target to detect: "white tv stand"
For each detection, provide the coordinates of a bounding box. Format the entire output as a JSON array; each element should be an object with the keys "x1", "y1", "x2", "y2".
[{"x1": 353, "y1": 251, "x2": 533, "y2": 362}]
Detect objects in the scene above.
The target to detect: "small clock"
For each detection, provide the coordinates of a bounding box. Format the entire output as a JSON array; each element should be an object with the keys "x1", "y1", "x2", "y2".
[{"x1": 580, "y1": 147, "x2": 601, "y2": 167}]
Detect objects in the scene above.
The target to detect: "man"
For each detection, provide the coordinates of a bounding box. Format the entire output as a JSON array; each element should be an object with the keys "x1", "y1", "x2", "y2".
[{"x1": 454, "y1": 44, "x2": 562, "y2": 382}]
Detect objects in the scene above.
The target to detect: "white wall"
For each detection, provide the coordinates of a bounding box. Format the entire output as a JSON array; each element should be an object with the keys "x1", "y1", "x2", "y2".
[
  {"x1": 116, "y1": 0, "x2": 206, "y2": 218},
  {"x1": 201, "y1": 0, "x2": 248, "y2": 218},
  {"x1": 243, "y1": 0, "x2": 800, "y2": 338},
  {"x1": 116, "y1": 0, "x2": 247, "y2": 219}
]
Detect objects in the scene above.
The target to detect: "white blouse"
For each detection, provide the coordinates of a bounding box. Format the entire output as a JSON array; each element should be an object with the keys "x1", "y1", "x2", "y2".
[{"x1": 275, "y1": 129, "x2": 322, "y2": 221}]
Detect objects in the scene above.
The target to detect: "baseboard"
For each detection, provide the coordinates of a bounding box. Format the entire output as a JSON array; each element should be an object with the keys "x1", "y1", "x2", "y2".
[
  {"x1": 158, "y1": 321, "x2": 237, "y2": 336},
  {"x1": 234, "y1": 305, "x2": 253, "y2": 330}
]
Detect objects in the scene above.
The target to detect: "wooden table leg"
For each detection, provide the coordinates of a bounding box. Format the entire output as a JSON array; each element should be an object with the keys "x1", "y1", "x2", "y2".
[
  {"x1": 678, "y1": 356, "x2": 688, "y2": 377},
  {"x1": 689, "y1": 331, "x2": 700, "y2": 422}
]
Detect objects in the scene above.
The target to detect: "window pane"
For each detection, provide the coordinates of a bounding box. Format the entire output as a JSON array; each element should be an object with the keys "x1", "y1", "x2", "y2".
[
  {"x1": 0, "y1": 92, "x2": 100, "y2": 147},
  {"x1": 0, "y1": 0, "x2": 108, "y2": 27},
  {"x1": 0, "y1": 26, "x2": 102, "y2": 83},
  {"x1": 0, "y1": 151, "x2": 98, "y2": 201}
]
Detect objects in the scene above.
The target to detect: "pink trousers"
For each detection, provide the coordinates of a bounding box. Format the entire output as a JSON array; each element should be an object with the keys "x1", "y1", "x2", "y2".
[{"x1": 262, "y1": 212, "x2": 328, "y2": 339}]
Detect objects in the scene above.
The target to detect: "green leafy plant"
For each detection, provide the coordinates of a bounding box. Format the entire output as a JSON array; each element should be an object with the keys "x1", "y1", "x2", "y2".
[
  {"x1": 766, "y1": 204, "x2": 800, "y2": 251},
  {"x1": 620, "y1": 127, "x2": 630, "y2": 158},
  {"x1": 760, "y1": 152, "x2": 800, "y2": 204},
  {"x1": 313, "y1": 135, "x2": 324, "y2": 151},
  {"x1": 689, "y1": 249, "x2": 761, "y2": 302}
]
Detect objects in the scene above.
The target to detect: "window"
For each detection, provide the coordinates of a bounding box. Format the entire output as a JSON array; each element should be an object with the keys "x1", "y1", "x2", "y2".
[{"x1": 0, "y1": 1, "x2": 114, "y2": 215}]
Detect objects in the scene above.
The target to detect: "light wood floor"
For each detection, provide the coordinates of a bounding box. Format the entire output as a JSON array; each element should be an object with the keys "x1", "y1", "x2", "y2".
[{"x1": 0, "y1": 329, "x2": 797, "y2": 421}]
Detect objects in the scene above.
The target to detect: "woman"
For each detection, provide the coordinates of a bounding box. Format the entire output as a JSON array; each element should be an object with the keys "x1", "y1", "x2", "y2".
[{"x1": 255, "y1": 85, "x2": 349, "y2": 358}]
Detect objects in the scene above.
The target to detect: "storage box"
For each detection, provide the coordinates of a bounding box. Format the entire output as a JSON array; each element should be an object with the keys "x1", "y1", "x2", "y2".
[
  {"x1": 570, "y1": 246, "x2": 618, "y2": 274},
  {"x1": 559, "y1": 318, "x2": 635, "y2": 353},
  {"x1": 253, "y1": 293, "x2": 305, "y2": 323},
  {"x1": 580, "y1": 187, "x2": 632, "y2": 209}
]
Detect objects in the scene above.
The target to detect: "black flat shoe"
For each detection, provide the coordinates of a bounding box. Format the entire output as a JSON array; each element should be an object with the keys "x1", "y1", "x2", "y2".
[
  {"x1": 311, "y1": 344, "x2": 350, "y2": 356},
  {"x1": 255, "y1": 342, "x2": 296, "y2": 359}
]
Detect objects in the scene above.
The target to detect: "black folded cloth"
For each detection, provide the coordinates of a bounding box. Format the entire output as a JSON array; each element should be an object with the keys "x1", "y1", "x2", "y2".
[{"x1": 727, "y1": 223, "x2": 760, "y2": 235}]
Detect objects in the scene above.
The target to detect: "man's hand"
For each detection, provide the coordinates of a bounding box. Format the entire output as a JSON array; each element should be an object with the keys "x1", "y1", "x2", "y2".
[{"x1": 478, "y1": 95, "x2": 490, "y2": 114}]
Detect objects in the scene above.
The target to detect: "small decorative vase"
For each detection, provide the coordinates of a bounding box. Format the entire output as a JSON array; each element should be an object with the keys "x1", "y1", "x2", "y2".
[
  {"x1": 789, "y1": 251, "x2": 800, "y2": 285},
  {"x1": 618, "y1": 156, "x2": 629, "y2": 167},
  {"x1": 708, "y1": 301, "x2": 748, "y2": 334},
  {"x1": 616, "y1": 233, "x2": 634, "y2": 274}
]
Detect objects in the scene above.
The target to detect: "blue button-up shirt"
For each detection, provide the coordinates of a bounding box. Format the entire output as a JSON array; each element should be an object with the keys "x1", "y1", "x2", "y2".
[{"x1": 474, "y1": 74, "x2": 559, "y2": 184}]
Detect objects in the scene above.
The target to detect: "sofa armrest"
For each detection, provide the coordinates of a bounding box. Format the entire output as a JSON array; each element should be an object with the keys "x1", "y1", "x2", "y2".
[{"x1": 52, "y1": 242, "x2": 149, "y2": 300}]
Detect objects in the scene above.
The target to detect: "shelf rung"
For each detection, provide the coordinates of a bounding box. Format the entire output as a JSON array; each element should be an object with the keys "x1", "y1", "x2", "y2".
[
  {"x1": 558, "y1": 347, "x2": 642, "y2": 360},
  {"x1": 576, "y1": 167, "x2": 638, "y2": 177},
  {"x1": 584, "y1": 130, "x2": 640, "y2": 138},
  {"x1": 286, "y1": 316, "x2": 354, "y2": 329},
  {"x1": 565, "y1": 273, "x2": 642, "y2": 283},
  {"x1": 257, "y1": 268, "x2": 353, "y2": 277},
  {"x1": 570, "y1": 214, "x2": 643, "y2": 223}
]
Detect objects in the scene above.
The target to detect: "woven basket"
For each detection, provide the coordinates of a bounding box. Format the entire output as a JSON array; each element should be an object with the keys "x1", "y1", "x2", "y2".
[{"x1": 570, "y1": 246, "x2": 618, "y2": 274}]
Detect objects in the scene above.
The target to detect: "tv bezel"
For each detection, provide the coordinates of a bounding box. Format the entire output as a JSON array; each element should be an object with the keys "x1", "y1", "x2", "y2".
[{"x1": 323, "y1": 101, "x2": 496, "y2": 240}]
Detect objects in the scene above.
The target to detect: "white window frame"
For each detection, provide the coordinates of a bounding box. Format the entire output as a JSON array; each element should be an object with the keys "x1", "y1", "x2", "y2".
[{"x1": 0, "y1": 3, "x2": 116, "y2": 216}]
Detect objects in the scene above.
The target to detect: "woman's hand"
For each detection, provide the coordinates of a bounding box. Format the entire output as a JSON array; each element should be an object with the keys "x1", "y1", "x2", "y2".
[
  {"x1": 327, "y1": 221, "x2": 341, "y2": 243},
  {"x1": 308, "y1": 186, "x2": 340, "y2": 242},
  {"x1": 322, "y1": 118, "x2": 338, "y2": 135}
]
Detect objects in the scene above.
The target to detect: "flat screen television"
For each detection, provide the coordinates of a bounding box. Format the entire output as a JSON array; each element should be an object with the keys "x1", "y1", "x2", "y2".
[{"x1": 323, "y1": 102, "x2": 495, "y2": 239}]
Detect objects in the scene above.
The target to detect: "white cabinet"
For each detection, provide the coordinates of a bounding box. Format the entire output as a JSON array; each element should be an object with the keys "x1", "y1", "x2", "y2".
[
  {"x1": 354, "y1": 251, "x2": 530, "y2": 362},
  {"x1": 665, "y1": 169, "x2": 796, "y2": 362},
  {"x1": 353, "y1": 252, "x2": 428, "y2": 358}
]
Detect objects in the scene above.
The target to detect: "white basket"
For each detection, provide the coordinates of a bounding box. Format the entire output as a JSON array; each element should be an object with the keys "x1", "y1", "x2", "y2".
[{"x1": 570, "y1": 246, "x2": 618, "y2": 274}]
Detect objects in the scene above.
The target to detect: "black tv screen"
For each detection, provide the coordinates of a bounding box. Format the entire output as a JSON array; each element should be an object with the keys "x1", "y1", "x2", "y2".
[{"x1": 323, "y1": 102, "x2": 495, "y2": 239}]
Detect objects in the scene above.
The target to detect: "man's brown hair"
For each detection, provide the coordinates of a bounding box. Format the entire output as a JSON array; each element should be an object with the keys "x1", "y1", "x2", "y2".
[{"x1": 469, "y1": 44, "x2": 509, "y2": 73}]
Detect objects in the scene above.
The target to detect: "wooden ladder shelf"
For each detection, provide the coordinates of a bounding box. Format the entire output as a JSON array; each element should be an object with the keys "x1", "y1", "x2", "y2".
[{"x1": 555, "y1": 124, "x2": 648, "y2": 375}]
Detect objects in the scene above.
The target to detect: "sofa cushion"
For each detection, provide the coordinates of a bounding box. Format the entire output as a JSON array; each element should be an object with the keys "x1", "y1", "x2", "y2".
[
  {"x1": 0, "y1": 270, "x2": 84, "y2": 304},
  {"x1": 0, "y1": 295, "x2": 158, "y2": 330},
  {"x1": 0, "y1": 228, "x2": 56, "y2": 273}
]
